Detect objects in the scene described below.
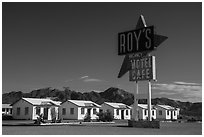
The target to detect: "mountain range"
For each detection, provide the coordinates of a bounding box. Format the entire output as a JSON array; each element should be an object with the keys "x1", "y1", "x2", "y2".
[{"x1": 2, "y1": 87, "x2": 202, "y2": 120}]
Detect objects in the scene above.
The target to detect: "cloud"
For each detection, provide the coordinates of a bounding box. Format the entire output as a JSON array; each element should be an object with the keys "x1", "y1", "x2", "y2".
[
  {"x1": 64, "y1": 76, "x2": 104, "y2": 83},
  {"x1": 83, "y1": 78, "x2": 102, "y2": 82},
  {"x1": 155, "y1": 91, "x2": 177, "y2": 96},
  {"x1": 80, "y1": 76, "x2": 89, "y2": 79},
  {"x1": 152, "y1": 81, "x2": 202, "y2": 102},
  {"x1": 152, "y1": 82, "x2": 202, "y2": 92},
  {"x1": 174, "y1": 81, "x2": 201, "y2": 86},
  {"x1": 79, "y1": 75, "x2": 103, "y2": 83}
]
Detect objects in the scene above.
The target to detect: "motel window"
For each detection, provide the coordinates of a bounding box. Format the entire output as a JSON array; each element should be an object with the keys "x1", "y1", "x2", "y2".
[
  {"x1": 152, "y1": 110, "x2": 154, "y2": 115},
  {"x1": 70, "y1": 108, "x2": 74, "y2": 115},
  {"x1": 159, "y1": 110, "x2": 162, "y2": 115},
  {"x1": 167, "y1": 110, "x2": 169, "y2": 115},
  {"x1": 174, "y1": 111, "x2": 176, "y2": 116},
  {"x1": 10, "y1": 109, "x2": 12, "y2": 114},
  {"x1": 81, "y1": 108, "x2": 85, "y2": 114},
  {"x1": 25, "y1": 107, "x2": 29, "y2": 115},
  {"x1": 17, "y1": 107, "x2": 20, "y2": 115},
  {"x1": 2, "y1": 108, "x2": 5, "y2": 112},
  {"x1": 62, "y1": 108, "x2": 66, "y2": 115},
  {"x1": 144, "y1": 110, "x2": 147, "y2": 115},
  {"x1": 99, "y1": 109, "x2": 103, "y2": 113},
  {"x1": 93, "y1": 108, "x2": 97, "y2": 114},
  {"x1": 116, "y1": 109, "x2": 119, "y2": 115},
  {"x1": 126, "y1": 110, "x2": 129, "y2": 115},
  {"x1": 36, "y1": 107, "x2": 41, "y2": 115}
]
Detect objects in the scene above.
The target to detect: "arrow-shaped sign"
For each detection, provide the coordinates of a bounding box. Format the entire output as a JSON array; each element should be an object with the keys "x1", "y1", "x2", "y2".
[
  {"x1": 154, "y1": 34, "x2": 168, "y2": 48},
  {"x1": 118, "y1": 15, "x2": 168, "y2": 78}
]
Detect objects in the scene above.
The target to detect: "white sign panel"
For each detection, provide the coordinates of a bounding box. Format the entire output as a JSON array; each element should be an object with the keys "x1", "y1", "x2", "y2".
[{"x1": 129, "y1": 56, "x2": 156, "y2": 81}]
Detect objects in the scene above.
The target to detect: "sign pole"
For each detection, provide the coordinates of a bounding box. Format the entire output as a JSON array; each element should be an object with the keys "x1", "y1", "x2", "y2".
[
  {"x1": 136, "y1": 81, "x2": 139, "y2": 121},
  {"x1": 133, "y1": 81, "x2": 139, "y2": 121},
  {"x1": 148, "y1": 80, "x2": 152, "y2": 121}
]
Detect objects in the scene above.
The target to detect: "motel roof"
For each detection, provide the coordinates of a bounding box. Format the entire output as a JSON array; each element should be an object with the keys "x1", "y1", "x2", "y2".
[
  {"x1": 104, "y1": 102, "x2": 131, "y2": 109},
  {"x1": 2, "y1": 104, "x2": 12, "y2": 108},
  {"x1": 11, "y1": 98, "x2": 61, "y2": 106},
  {"x1": 67, "y1": 100, "x2": 101, "y2": 108},
  {"x1": 138, "y1": 104, "x2": 156, "y2": 109},
  {"x1": 156, "y1": 105, "x2": 176, "y2": 110}
]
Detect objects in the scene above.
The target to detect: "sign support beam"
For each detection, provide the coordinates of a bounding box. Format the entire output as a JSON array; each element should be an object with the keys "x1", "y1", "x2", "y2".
[
  {"x1": 133, "y1": 81, "x2": 139, "y2": 121},
  {"x1": 148, "y1": 80, "x2": 152, "y2": 121}
]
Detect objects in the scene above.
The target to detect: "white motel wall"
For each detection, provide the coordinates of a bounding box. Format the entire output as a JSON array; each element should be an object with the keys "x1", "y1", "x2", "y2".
[
  {"x1": 137, "y1": 104, "x2": 157, "y2": 120},
  {"x1": 156, "y1": 105, "x2": 179, "y2": 120},
  {"x1": 101, "y1": 102, "x2": 131, "y2": 120},
  {"x1": 59, "y1": 100, "x2": 100, "y2": 120}
]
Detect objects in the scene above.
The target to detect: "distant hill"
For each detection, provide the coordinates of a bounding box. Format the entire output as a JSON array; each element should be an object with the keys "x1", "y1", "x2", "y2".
[{"x1": 2, "y1": 87, "x2": 202, "y2": 120}]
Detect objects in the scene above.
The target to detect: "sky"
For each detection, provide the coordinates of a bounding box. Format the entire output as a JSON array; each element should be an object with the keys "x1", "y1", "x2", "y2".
[{"x1": 2, "y1": 2, "x2": 202, "y2": 102}]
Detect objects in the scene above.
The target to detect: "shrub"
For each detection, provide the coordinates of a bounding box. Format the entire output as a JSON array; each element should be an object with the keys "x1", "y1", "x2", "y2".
[
  {"x1": 84, "y1": 113, "x2": 91, "y2": 122},
  {"x1": 2, "y1": 114, "x2": 13, "y2": 120},
  {"x1": 187, "y1": 117, "x2": 197, "y2": 122},
  {"x1": 97, "y1": 111, "x2": 114, "y2": 122},
  {"x1": 56, "y1": 118, "x2": 62, "y2": 123},
  {"x1": 34, "y1": 114, "x2": 45, "y2": 124},
  {"x1": 105, "y1": 111, "x2": 114, "y2": 122}
]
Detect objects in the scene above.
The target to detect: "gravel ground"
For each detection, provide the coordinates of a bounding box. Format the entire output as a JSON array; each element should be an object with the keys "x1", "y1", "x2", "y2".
[{"x1": 2, "y1": 120, "x2": 202, "y2": 135}]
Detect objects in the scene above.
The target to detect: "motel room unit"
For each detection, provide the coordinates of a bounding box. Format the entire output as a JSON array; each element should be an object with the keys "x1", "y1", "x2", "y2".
[
  {"x1": 11, "y1": 98, "x2": 61, "y2": 120},
  {"x1": 137, "y1": 104, "x2": 157, "y2": 120},
  {"x1": 59, "y1": 100, "x2": 101, "y2": 120},
  {"x1": 156, "y1": 104, "x2": 180, "y2": 120},
  {"x1": 2, "y1": 104, "x2": 12, "y2": 115},
  {"x1": 101, "y1": 102, "x2": 131, "y2": 120}
]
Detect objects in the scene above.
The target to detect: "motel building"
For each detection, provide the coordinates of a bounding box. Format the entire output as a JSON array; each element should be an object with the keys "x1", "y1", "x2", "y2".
[
  {"x1": 59, "y1": 100, "x2": 101, "y2": 120},
  {"x1": 156, "y1": 105, "x2": 180, "y2": 121},
  {"x1": 2, "y1": 104, "x2": 12, "y2": 115},
  {"x1": 137, "y1": 104, "x2": 157, "y2": 120},
  {"x1": 101, "y1": 102, "x2": 131, "y2": 120},
  {"x1": 11, "y1": 98, "x2": 61, "y2": 120}
]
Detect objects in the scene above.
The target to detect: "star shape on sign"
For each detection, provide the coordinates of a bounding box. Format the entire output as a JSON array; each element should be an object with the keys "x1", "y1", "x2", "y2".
[{"x1": 118, "y1": 15, "x2": 168, "y2": 78}]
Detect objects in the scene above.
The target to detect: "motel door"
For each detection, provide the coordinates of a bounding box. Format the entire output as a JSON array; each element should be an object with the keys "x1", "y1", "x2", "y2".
[
  {"x1": 121, "y1": 110, "x2": 124, "y2": 119},
  {"x1": 87, "y1": 108, "x2": 91, "y2": 116},
  {"x1": 43, "y1": 108, "x2": 49, "y2": 120}
]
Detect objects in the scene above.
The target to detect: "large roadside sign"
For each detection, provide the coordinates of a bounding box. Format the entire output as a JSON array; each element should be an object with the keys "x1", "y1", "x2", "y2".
[
  {"x1": 118, "y1": 26, "x2": 154, "y2": 55},
  {"x1": 129, "y1": 56, "x2": 156, "y2": 81},
  {"x1": 117, "y1": 15, "x2": 168, "y2": 123}
]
